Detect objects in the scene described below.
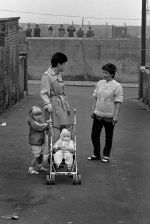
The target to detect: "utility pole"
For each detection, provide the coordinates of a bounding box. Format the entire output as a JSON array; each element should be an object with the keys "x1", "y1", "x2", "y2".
[
  {"x1": 105, "y1": 22, "x2": 108, "y2": 39},
  {"x1": 139, "y1": 0, "x2": 146, "y2": 99},
  {"x1": 82, "y1": 17, "x2": 84, "y2": 28},
  {"x1": 141, "y1": 0, "x2": 146, "y2": 66}
]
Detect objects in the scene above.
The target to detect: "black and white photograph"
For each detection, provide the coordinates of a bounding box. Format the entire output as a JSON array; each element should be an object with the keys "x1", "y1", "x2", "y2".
[{"x1": 0, "y1": 0, "x2": 149, "y2": 223}]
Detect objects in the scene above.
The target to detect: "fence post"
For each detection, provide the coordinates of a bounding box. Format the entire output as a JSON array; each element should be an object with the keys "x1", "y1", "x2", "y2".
[
  {"x1": 139, "y1": 69, "x2": 143, "y2": 100},
  {"x1": 19, "y1": 52, "x2": 28, "y2": 95}
]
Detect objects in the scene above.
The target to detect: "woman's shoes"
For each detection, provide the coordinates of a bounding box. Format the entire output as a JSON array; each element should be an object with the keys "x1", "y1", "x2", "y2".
[
  {"x1": 88, "y1": 155, "x2": 110, "y2": 163},
  {"x1": 101, "y1": 156, "x2": 109, "y2": 163},
  {"x1": 88, "y1": 155, "x2": 101, "y2": 160}
]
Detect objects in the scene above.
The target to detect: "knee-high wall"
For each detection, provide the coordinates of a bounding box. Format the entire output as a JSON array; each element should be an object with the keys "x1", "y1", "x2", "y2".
[{"x1": 27, "y1": 38, "x2": 147, "y2": 83}]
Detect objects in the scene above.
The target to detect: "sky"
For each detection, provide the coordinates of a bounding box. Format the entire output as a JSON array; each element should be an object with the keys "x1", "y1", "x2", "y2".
[{"x1": 0, "y1": 0, "x2": 143, "y2": 26}]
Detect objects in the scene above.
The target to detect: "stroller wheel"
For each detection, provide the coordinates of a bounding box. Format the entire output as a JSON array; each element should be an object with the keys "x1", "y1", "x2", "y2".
[
  {"x1": 46, "y1": 174, "x2": 55, "y2": 185},
  {"x1": 73, "y1": 174, "x2": 78, "y2": 185},
  {"x1": 46, "y1": 175, "x2": 51, "y2": 185},
  {"x1": 73, "y1": 174, "x2": 82, "y2": 185},
  {"x1": 77, "y1": 174, "x2": 82, "y2": 185},
  {"x1": 73, "y1": 175, "x2": 77, "y2": 185}
]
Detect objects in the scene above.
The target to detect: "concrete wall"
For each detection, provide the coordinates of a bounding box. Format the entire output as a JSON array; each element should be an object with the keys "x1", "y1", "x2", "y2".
[{"x1": 27, "y1": 37, "x2": 147, "y2": 83}]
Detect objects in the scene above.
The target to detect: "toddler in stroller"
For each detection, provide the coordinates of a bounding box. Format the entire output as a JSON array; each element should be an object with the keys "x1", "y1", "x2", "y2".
[
  {"x1": 53, "y1": 128, "x2": 75, "y2": 171},
  {"x1": 46, "y1": 109, "x2": 81, "y2": 185}
]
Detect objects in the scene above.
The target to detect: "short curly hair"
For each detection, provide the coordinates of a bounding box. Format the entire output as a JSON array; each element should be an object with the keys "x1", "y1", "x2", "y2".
[
  {"x1": 102, "y1": 63, "x2": 117, "y2": 78},
  {"x1": 51, "y1": 52, "x2": 68, "y2": 67}
]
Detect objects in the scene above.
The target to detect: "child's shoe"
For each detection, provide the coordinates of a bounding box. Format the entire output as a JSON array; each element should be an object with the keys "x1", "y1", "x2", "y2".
[
  {"x1": 39, "y1": 166, "x2": 48, "y2": 172},
  {"x1": 37, "y1": 164, "x2": 48, "y2": 172},
  {"x1": 28, "y1": 167, "x2": 39, "y2": 175}
]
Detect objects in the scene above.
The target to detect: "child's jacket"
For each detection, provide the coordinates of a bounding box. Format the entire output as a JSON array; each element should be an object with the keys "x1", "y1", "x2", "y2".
[{"x1": 28, "y1": 118, "x2": 48, "y2": 146}]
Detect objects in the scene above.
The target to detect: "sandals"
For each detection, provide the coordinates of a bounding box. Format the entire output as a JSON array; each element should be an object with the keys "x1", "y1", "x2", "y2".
[{"x1": 88, "y1": 155, "x2": 101, "y2": 160}]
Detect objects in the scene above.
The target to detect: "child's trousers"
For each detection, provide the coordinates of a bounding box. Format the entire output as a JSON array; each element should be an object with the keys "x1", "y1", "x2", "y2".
[{"x1": 54, "y1": 150, "x2": 73, "y2": 167}]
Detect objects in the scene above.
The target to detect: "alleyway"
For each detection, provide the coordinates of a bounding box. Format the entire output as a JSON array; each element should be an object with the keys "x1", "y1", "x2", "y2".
[{"x1": 0, "y1": 83, "x2": 149, "y2": 224}]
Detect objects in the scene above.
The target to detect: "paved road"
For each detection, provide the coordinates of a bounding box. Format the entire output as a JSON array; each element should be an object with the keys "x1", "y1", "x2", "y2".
[{"x1": 0, "y1": 84, "x2": 150, "y2": 224}]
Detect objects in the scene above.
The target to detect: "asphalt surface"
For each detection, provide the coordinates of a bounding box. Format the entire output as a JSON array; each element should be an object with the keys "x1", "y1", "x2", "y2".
[{"x1": 0, "y1": 82, "x2": 150, "y2": 224}]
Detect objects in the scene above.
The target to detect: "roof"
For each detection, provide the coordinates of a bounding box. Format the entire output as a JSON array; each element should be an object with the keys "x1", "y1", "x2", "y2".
[{"x1": 0, "y1": 17, "x2": 20, "y2": 22}]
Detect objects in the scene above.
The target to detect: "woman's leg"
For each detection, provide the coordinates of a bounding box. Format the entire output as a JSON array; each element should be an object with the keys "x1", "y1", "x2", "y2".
[
  {"x1": 91, "y1": 117, "x2": 103, "y2": 158},
  {"x1": 103, "y1": 121, "x2": 114, "y2": 157}
]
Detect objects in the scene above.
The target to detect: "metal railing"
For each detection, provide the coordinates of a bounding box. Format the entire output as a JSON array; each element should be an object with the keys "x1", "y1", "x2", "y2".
[{"x1": 139, "y1": 67, "x2": 150, "y2": 105}]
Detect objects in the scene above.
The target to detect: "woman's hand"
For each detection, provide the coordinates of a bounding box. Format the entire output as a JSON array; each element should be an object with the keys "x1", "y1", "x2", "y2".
[
  {"x1": 46, "y1": 104, "x2": 53, "y2": 112},
  {"x1": 112, "y1": 114, "x2": 118, "y2": 125}
]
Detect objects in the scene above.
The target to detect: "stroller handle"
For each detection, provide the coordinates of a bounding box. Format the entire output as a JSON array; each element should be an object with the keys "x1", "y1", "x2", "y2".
[{"x1": 74, "y1": 108, "x2": 76, "y2": 125}]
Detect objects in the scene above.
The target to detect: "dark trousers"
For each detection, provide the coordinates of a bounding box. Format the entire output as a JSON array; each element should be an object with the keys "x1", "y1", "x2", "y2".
[{"x1": 91, "y1": 117, "x2": 114, "y2": 158}]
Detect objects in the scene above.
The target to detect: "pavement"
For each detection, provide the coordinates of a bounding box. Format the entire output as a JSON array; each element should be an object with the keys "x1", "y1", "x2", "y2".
[
  {"x1": 0, "y1": 81, "x2": 150, "y2": 224},
  {"x1": 28, "y1": 80, "x2": 139, "y2": 88}
]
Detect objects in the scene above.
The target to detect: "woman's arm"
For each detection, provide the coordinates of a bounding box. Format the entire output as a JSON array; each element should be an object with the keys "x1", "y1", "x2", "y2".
[
  {"x1": 113, "y1": 84, "x2": 123, "y2": 124},
  {"x1": 64, "y1": 96, "x2": 70, "y2": 116},
  {"x1": 91, "y1": 84, "x2": 98, "y2": 117},
  {"x1": 40, "y1": 74, "x2": 53, "y2": 112},
  {"x1": 113, "y1": 102, "x2": 121, "y2": 124}
]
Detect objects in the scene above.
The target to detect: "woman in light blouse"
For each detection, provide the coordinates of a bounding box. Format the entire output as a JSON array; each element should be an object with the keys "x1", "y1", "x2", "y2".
[{"x1": 88, "y1": 63, "x2": 123, "y2": 163}]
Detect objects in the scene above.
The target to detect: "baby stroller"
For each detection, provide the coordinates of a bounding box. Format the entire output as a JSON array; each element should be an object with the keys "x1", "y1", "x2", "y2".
[{"x1": 46, "y1": 109, "x2": 81, "y2": 185}]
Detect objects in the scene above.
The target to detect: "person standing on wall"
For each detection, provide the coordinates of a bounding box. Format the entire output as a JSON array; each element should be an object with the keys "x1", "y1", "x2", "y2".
[
  {"x1": 26, "y1": 23, "x2": 32, "y2": 37},
  {"x1": 58, "y1": 24, "x2": 65, "y2": 37},
  {"x1": 34, "y1": 24, "x2": 41, "y2": 37},
  {"x1": 40, "y1": 52, "x2": 70, "y2": 162},
  {"x1": 47, "y1": 25, "x2": 54, "y2": 37},
  {"x1": 86, "y1": 26, "x2": 95, "y2": 38},
  {"x1": 67, "y1": 25, "x2": 75, "y2": 37},
  {"x1": 77, "y1": 26, "x2": 85, "y2": 38},
  {"x1": 88, "y1": 63, "x2": 123, "y2": 163}
]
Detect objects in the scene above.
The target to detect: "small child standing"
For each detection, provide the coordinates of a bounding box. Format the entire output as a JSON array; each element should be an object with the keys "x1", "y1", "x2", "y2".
[
  {"x1": 53, "y1": 129, "x2": 75, "y2": 171},
  {"x1": 27, "y1": 106, "x2": 50, "y2": 174}
]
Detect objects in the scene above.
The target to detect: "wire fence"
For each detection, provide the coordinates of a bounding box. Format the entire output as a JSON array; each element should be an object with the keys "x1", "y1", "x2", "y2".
[
  {"x1": 139, "y1": 68, "x2": 150, "y2": 105},
  {"x1": 0, "y1": 54, "x2": 27, "y2": 114},
  {"x1": 0, "y1": 18, "x2": 28, "y2": 114}
]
